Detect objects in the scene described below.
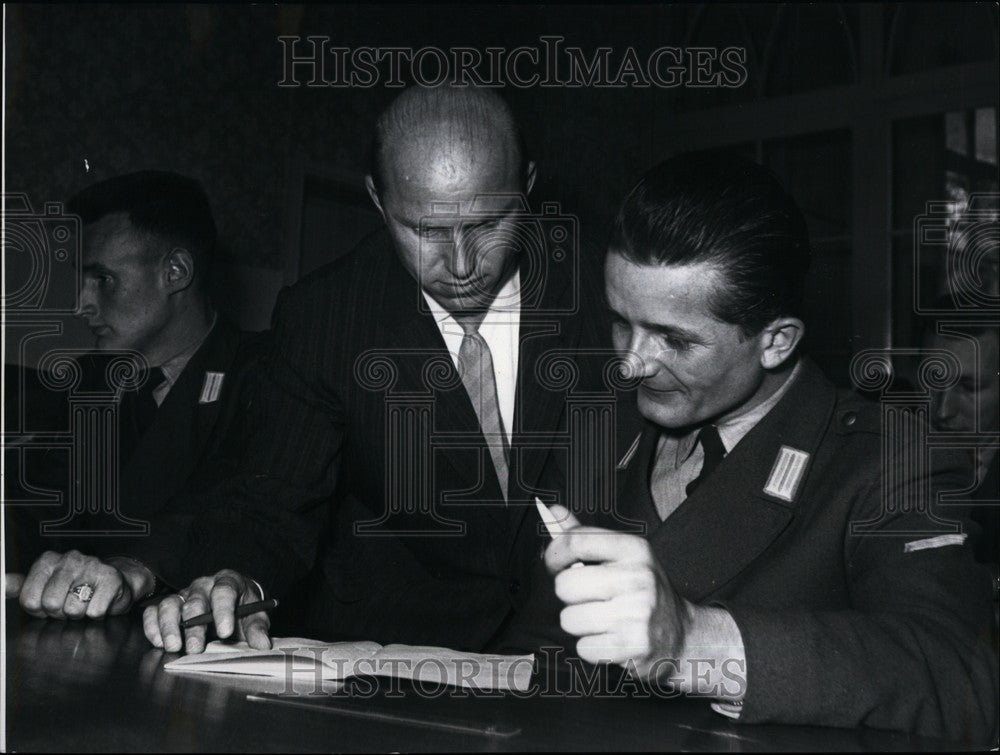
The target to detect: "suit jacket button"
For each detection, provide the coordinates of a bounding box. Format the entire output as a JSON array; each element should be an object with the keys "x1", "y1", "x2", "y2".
[
  {"x1": 842, "y1": 411, "x2": 857, "y2": 427},
  {"x1": 509, "y1": 578, "x2": 521, "y2": 595}
]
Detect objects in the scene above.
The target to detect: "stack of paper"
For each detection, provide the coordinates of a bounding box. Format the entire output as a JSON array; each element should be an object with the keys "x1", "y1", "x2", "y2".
[{"x1": 165, "y1": 637, "x2": 535, "y2": 692}]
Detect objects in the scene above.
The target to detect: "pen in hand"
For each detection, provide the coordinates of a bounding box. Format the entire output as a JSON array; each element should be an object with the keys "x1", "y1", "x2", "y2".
[
  {"x1": 180, "y1": 598, "x2": 279, "y2": 629},
  {"x1": 535, "y1": 498, "x2": 584, "y2": 569}
]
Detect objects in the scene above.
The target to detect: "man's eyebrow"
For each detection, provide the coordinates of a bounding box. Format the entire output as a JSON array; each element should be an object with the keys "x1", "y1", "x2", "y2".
[
  {"x1": 641, "y1": 320, "x2": 703, "y2": 342},
  {"x1": 82, "y1": 263, "x2": 114, "y2": 275},
  {"x1": 397, "y1": 211, "x2": 445, "y2": 229},
  {"x1": 602, "y1": 302, "x2": 705, "y2": 343},
  {"x1": 493, "y1": 199, "x2": 527, "y2": 215}
]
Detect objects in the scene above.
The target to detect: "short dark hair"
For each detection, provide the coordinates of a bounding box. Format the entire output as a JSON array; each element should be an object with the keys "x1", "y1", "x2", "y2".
[
  {"x1": 610, "y1": 152, "x2": 812, "y2": 337},
  {"x1": 67, "y1": 170, "x2": 217, "y2": 280}
]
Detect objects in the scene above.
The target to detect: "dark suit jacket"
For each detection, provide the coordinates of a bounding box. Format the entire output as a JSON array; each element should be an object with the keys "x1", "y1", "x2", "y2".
[
  {"x1": 4, "y1": 318, "x2": 262, "y2": 567},
  {"x1": 969, "y1": 453, "x2": 999, "y2": 564},
  {"x1": 140, "y1": 229, "x2": 623, "y2": 651},
  {"x1": 500, "y1": 359, "x2": 998, "y2": 743}
]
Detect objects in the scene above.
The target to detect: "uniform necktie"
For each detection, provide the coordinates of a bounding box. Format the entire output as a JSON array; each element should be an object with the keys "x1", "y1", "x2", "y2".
[
  {"x1": 454, "y1": 315, "x2": 509, "y2": 500},
  {"x1": 120, "y1": 366, "x2": 165, "y2": 453},
  {"x1": 685, "y1": 425, "x2": 726, "y2": 497}
]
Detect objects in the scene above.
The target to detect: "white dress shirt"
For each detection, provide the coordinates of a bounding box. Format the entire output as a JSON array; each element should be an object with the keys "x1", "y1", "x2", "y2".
[{"x1": 422, "y1": 271, "x2": 521, "y2": 445}]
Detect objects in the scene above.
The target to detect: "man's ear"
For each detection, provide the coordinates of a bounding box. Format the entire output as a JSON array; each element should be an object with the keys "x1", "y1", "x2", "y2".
[
  {"x1": 758, "y1": 317, "x2": 805, "y2": 370},
  {"x1": 365, "y1": 174, "x2": 386, "y2": 219},
  {"x1": 524, "y1": 160, "x2": 537, "y2": 197},
  {"x1": 164, "y1": 248, "x2": 195, "y2": 293}
]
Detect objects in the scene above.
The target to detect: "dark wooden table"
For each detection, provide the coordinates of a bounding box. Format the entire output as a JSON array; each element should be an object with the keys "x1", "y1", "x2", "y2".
[{"x1": 2, "y1": 604, "x2": 970, "y2": 752}]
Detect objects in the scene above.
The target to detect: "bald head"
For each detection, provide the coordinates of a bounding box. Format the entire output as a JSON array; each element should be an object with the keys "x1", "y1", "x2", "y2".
[
  {"x1": 370, "y1": 86, "x2": 527, "y2": 196},
  {"x1": 364, "y1": 87, "x2": 537, "y2": 314}
]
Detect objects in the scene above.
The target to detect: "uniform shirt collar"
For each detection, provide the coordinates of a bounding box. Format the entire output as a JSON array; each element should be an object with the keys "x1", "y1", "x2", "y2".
[
  {"x1": 153, "y1": 312, "x2": 217, "y2": 403},
  {"x1": 715, "y1": 359, "x2": 803, "y2": 453},
  {"x1": 674, "y1": 359, "x2": 803, "y2": 464}
]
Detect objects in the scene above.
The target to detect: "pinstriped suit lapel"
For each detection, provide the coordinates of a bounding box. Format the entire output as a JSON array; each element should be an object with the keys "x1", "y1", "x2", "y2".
[
  {"x1": 378, "y1": 255, "x2": 509, "y2": 523},
  {"x1": 503, "y1": 255, "x2": 584, "y2": 549}
]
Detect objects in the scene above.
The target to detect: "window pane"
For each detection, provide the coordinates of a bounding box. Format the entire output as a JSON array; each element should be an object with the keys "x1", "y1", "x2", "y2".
[
  {"x1": 765, "y1": 130, "x2": 852, "y2": 240},
  {"x1": 764, "y1": 130, "x2": 853, "y2": 384},
  {"x1": 802, "y1": 242, "x2": 854, "y2": 384},
  {"x1": 671, "y1": 6, "x2": 758, "y2": 112},
  {"x1": 892, "y1": 109, "x2": 999, "y2": 348},
  {"x1": 765, "y1": 4, "x2": 856, "y2": 96},
  {"x1": 888, "y1": 2, "x2": 998, "y2": 75}
]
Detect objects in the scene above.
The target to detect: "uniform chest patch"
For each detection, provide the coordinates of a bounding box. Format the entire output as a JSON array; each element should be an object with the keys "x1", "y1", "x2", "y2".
[
  {"x1": 763, "y1": 445, "x2": 810, "y2": 502},
  {"x1": 199, "y1": 371, "x2": 225, "y2": 404}
]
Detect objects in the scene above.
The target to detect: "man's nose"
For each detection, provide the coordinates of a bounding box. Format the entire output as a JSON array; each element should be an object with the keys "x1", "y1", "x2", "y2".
[
  {"x1": 932, "y1": 388, "x2": 958, "y2": 425},
  {"x1": 74, "y1": 284, "x2": 96, "y2": 319},
  {"x1": 450, "y1": 226, "x2": 477, "y2": 279},
  {"x1": 621, "y1": 333, "x2": 661, "y2": 381}
]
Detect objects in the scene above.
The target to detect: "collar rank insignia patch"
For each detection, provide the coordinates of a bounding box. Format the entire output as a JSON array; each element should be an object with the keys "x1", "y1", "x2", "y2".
[
  {"x1": 764, "y1": 445, "x2": 810, "y2": 502},
  {"x1": 199, "y1": 371, "x2": 225, "y2": 404}
]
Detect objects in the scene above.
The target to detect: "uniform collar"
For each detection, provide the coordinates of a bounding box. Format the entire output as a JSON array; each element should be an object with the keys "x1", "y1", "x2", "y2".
[
  {"x1": 664, "y1": 360, "x2": 803, "y2": 468},
  {"x1": 156, "y1": 312, "x2": 218, "y2": 392}
]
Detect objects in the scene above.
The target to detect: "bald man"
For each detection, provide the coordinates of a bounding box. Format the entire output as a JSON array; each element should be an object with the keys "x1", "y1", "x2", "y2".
[{"x1": 113, "y1": 87, "x2": 620, "y2": 654}]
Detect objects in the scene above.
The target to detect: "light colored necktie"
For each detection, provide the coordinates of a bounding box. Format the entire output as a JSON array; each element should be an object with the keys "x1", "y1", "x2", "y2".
[{"x1": 455, "y1": 314, "x2": 510, "y2": 500}]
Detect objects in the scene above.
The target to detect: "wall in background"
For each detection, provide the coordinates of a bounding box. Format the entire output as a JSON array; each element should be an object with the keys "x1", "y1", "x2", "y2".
[{"x1": 5, "y1": 4, "x2": 997, "y2": 381}]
